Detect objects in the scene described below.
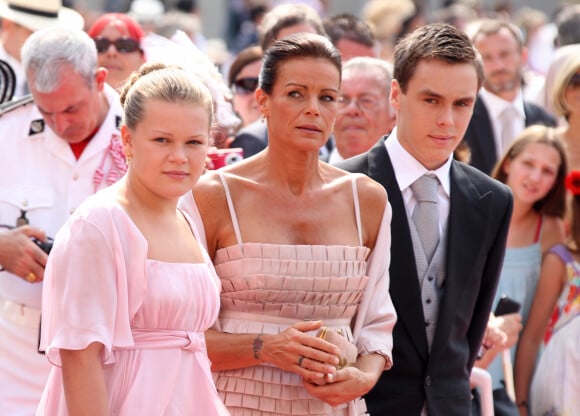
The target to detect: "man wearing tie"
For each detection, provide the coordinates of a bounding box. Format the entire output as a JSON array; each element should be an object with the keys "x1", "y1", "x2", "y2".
[
  {"x1": 337, "y1": 23, "x2": 513, "y2": 415},
  {"x1": 462, "y1": 19, "x2": 555, "y2": 174}
]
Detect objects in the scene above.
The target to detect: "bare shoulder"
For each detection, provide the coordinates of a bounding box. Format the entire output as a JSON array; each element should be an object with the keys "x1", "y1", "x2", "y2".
[
  {"x1": 325, "y1": 168, "x2": 388, "y2": 249},
  {"x1": 324, "y1": 166, "x2": 387, "y2": 211},
  {"x1": 193, "y1": 168, "x2": 256, "y2": 216},
  {"x1": 193, "y1": 171, "x2": 225, "y2": 202},
  {"x1": 352, "y1": 173, "x2": 387, "y2": 207},
  {"x1": 541, "y1": 215, "x2": 566, "y2": 253}
]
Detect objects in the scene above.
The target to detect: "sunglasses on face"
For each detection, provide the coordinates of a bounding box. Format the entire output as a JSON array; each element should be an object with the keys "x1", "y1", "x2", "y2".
[
  {"x1": 232, "y1": 77, "x2": 259, "y2": 95},
  {"x1": 569, "y1": 73, "x2": 580, "y2": 89},
  {"x1": 93, "y1": 37, "x2": 141, "y2": 54}
]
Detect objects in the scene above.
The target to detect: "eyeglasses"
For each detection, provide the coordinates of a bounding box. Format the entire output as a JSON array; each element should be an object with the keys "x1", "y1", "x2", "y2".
[
  {"x1": 232, "y1": 77, "x2": 259, "y2": 95},
  {"x1": 569, "y1": 73, "x2": 580, "y2": 89},
  {"x1": 337, "y1": 95, "x2": 382, "y2": 112},
  {"x1": 93, "y1": 37, "x2": 141, "y2": 54}
]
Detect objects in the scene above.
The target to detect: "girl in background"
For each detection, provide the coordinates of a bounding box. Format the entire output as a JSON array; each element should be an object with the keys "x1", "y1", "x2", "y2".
[
  {"x1": 515, "y1": 169, "x2": 580, "y2": 415},
  {"x1": 475, "y1": 125, "x2": 567, "y2": 415}
]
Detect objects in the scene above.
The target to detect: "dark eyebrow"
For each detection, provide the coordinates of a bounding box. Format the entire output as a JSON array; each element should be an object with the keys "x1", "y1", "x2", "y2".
[
  {"x1": 285, "y1": 82, "x2": 339, "y2": 95},
  {"x1": 417, "y1": 88, "x2": 443, "y2": 98},
  {"x1": 419, "y1": 88, "x2": 475, "y2": 104}
]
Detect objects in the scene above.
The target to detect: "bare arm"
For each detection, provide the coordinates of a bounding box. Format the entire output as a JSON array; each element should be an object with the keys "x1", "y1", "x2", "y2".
[
  {"x1": 303, "y1": 352, "x2": 387, "y2": 406},
  {"x1": 206, "y1": 320, "x2": 341, "y2": 382},
  {"x1": 61, "y1": 342, "x2": 109, "y2": 416},
  {"x1": 514, "y1": 252, "x2": 565, "y2": 415}
]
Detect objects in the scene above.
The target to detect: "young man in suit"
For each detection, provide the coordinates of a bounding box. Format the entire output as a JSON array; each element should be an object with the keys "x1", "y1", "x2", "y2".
[
  {"x1": 336, "y1": 23, "x2": 513, "y2": 415},
  {"x1": 463, "y1": 19, "x2": 555, "y2": 174}
]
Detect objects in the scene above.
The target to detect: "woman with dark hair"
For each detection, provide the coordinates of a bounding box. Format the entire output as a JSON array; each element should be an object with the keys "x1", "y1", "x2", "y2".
[
  {"x1": 181, "y1": 32, "x2": 396, "y2": 415},
  {"x1": 227, "y1": 46, "x2": 263, "y2": 128}
]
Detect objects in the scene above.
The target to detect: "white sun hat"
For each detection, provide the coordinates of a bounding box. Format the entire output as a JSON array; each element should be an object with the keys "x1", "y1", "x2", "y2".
[{"x1": 0, "y1": 0, "x2": 84, "y2": 32}]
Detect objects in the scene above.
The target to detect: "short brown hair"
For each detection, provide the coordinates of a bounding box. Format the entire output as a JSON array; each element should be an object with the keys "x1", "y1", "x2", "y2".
[
  {"x1": 470, "y1": 19, "x2": 525, "y2": 49},
  {"x1": 227, "y1": 46, "x2": 263, "y2": 87},
  {"x1": 259, "y1": 4, "x2": 326, "y2": 50},
  {"x1": 393, "y1": 23, "x2": 483, "y2": 93}
]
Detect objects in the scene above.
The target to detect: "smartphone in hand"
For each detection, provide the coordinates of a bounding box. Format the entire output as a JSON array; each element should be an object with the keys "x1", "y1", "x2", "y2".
[{"x1": 494, "y1": 295, "x2": 521, "y2": 316}]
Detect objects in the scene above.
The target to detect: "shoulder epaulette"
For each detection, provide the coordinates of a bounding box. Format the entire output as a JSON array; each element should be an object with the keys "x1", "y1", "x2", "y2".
[{"x1": 0, "y1": 94, "x2": 34, "y2": 117}]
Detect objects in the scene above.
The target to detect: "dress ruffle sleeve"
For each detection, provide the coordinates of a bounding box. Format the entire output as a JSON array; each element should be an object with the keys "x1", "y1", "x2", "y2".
[
  {"x1": 40, "y1": 199, "x2": 148, "y2": 367},
  {"x1": 352, "y1": 198, "x2": 396, "y2": 369}
]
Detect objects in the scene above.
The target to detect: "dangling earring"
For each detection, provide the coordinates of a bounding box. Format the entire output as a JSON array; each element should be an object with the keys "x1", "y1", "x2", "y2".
[
  {"x1": 261, "y1": 113, "x2": 267, "y2": 123},
  {"x1": 125, "y1": 152, "x2": 133, "y2": 165}
]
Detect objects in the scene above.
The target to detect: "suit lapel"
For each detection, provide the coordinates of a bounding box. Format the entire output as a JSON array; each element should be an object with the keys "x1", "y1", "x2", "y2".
[
  {"x1": 430, "y1": 161, "x2": 493, "y2": 354},
  {"x1": 523, "y1": 102, "x2": 539, "y2": 127},
  {"x1": 366, "y1": 140, "x2": 429, "y2": 361}
]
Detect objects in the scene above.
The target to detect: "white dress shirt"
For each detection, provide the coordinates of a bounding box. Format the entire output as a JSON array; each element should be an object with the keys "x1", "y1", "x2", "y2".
[
  {"x1": 480, "y1": 88, "x2": 526, "y2": 158},
  {"x1": 385, "y1": 127, "x2": 451, "y2": 238}
]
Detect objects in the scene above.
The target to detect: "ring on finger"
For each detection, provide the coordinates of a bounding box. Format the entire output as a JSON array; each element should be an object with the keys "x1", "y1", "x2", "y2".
[
  {"x1": 297, "y1": 356, "x2": 305, "y2": 368},
  {"x1": 25, "y1": 272, "x2": 36, "y2": 282}
]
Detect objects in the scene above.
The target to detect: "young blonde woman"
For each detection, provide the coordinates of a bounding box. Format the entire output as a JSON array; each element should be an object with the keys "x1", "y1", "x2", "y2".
[{"x1": 37, "y1": 63, "x2": 229, "y2": 415}]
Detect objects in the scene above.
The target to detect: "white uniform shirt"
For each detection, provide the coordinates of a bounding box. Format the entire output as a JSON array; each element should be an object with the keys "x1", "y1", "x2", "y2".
[
  {"x1": 0, "y1": 44, "x2": 28, "y2": 99},
  {"x1": 0, "y1": 84, "x2": 124, "y2": 308}
]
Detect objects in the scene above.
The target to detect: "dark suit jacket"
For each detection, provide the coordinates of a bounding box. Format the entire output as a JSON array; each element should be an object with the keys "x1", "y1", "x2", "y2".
[
  {"x1": 463, "y1": 95, "x2": 556, "y2": 174},
  {"x1": 336, "y1": 137, "x2": 513, "y2": 416},
  {"x1": 230, "y1": 120, "x2": 268, "y2": 158},
  {"x1": 230, "y1": 120, "x2": 335, "y2": 161}
]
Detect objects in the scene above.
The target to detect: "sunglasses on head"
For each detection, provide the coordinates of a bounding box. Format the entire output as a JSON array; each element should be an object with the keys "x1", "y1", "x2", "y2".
[
  {"x1": 232, "y1": 77, "x2": 259, "y2": 95},
  {"x1": 93, "y1": 37, "x2": 141, "y2": 54},
  {"x1": 569, "y1": 73, "x2": 580, "y2": 89}
]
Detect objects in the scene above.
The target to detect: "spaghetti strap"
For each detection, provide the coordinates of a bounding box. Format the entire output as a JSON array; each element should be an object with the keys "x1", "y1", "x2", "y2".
[
  {"x1": 534, "y1": 215, "x2": 544, "y2": 243},
  {"x1": 351, "y1": 174, "x2": 363, "y2": 247},
  {"x1": 178, "y1": 208, "x2": 213, "y2": 266},
  {"x1": 217, "y1": 172, "x2": 243, "y2": 245}
]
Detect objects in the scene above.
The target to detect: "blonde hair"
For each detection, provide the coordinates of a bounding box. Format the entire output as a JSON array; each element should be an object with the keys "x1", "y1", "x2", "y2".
[
  {"x1": 552, "y1": 53, "x2": 580, "y2": 120},
  {"x1": 119, "y1": 62, "x2": 214, "y2": 131}
]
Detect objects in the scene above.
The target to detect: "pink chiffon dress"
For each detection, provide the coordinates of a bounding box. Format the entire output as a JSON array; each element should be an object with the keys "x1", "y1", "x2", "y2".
[
  {"x1": 36, "y1": 188, "x2": 229, "y2": 415},
  {"x1": 181, "y1": 172, "x2": 396, "y2": 416}
]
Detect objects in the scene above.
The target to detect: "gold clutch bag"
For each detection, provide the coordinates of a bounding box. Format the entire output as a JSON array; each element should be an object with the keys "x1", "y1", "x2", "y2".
[{"x1": 316, "y1": 327, "x2": 358, "y2": 369}]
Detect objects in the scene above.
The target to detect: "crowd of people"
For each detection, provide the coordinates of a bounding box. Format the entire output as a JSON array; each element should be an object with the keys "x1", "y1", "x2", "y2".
[{"x1": 1, "y1": 0, "x2": 580, "y2": 415}]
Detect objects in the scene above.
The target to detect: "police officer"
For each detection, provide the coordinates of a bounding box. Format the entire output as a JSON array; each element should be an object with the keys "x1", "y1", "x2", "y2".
[{"x1": 0, "y1": 27, "x2": 126, "y2": 414}]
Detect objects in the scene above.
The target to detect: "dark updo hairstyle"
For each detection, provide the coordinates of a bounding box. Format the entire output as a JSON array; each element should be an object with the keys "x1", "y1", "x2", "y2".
[
  {"x1": 119, "y1": 62, "x2": 214, "y2": 131},
  {"x1": 259, "y1": 32, "x2": 342, "y2": 95}
]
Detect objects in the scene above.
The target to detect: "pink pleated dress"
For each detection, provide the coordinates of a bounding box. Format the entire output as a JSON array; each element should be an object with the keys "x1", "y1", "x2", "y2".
[{"x1": 206, "y1": 172, "x2": 396, "y2": 416}]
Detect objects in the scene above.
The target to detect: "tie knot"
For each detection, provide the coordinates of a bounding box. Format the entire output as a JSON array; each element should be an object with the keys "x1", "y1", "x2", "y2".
[
  {"x1": 411, "y1": 175, "x2": 439, "y2": 203},
  {"x1": 500, "y1": 105, "x2": 518, "y2": 123}
]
